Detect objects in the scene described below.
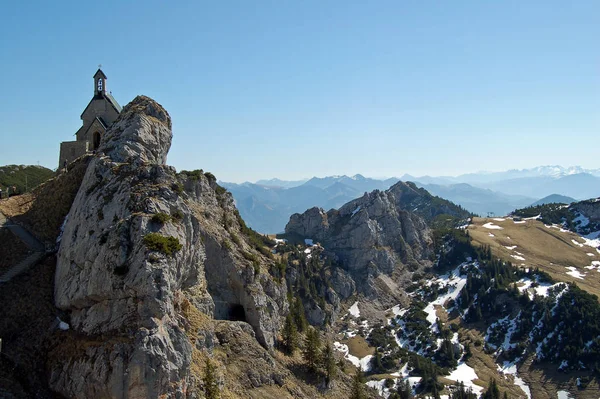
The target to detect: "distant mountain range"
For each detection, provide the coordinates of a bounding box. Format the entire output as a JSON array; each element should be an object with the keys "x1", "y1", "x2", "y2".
[
  {"x1": 221, "y1": 175, "x2": 400, "y2": 233},
  {"x1": 222, "y1": 166, "x2": 600, "y2": 233},
  {"x1": 401, "y1": 165, "x2": 600, "y2": 185},
  {"x1": 530, "y1": 194, "x2": 576, "y2": 207}
]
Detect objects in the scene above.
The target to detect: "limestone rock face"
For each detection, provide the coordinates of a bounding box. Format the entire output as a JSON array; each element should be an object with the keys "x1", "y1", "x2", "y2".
[
  {"x1": 101, "y1": 95, "x2": 173, "y2": 165},
  {"x1": 285, "y1": 181, "x2": 443, "y2": 304},
  {"x1": 51, "y1": 96, "x2": 287, "y2": 398}
]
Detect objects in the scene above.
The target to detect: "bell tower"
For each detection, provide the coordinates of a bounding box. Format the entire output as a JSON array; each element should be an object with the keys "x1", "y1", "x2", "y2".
[{"x1": 93, "y1": 66, "x2": 107, "y2": 97}]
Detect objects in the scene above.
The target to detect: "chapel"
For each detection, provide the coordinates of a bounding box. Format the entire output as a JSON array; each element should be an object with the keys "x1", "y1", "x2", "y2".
[{"x1": 58, "y1": 68, "x2": 121, "y2": 167}]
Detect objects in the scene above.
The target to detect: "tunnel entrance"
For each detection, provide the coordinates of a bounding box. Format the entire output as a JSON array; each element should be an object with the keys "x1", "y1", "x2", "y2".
[
  {"x1": 213, "y1": 300, "x2": 247, "y2": 323},
  {"x1": 229, "y1": 304, "x2": 247, "y2": 322}
]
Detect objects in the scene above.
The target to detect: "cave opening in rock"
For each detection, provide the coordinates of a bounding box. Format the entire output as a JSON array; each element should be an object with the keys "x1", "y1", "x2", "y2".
[{"x1": 229, "y1": 304, "x2": 247, "y2": 322}]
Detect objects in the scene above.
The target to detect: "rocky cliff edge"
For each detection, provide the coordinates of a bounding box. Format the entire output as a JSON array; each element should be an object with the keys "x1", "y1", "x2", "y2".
[{"x1": 51, "y1": 96, "x2": 287, "y2": 398}]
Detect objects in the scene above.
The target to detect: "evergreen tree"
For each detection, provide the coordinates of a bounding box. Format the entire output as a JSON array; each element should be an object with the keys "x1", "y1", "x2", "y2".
[
  {"x1": 463, "y1": 342, "x2": 472, "y2": 361},
  {"x1": 282, "y1": 313, "x2": 298, "y2": 354},
  {"x1": 321, "y1": 342, "x2": 337, "y2": 386},
  {"x1": 482, "y1": 379, "x2": 500, "y2": 399},
  {"x1": 450, "y1": 382, "x2": 477, "y2": 399},
  {"x1": 350, "y1": 369, "x2": 366, "y2": 399},
  {"x1": 371, "y1": 348, "x2": 383, "y2": 373},
  {"x1": 203, "y1": 358, "x2": 220, "y2": 399},
  {"x1": 303, "y1": 327, "x2": 321, "y2": 371},
  {"x1": 292, "y1": 295, "x2": 308, "y2": 332},
  {"x1": 396, "y1": 380, "x2": 413, "y2": 399}
]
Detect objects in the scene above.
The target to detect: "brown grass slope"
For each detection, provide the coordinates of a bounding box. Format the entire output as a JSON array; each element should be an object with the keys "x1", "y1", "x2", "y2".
[
  {"x1": 468, "y1": 217, "x2": 600, "y2": 298},
  {"x1": 0, "y1": 155, "x2": 92, "y2": 245},
  {"x1": 468, "y1": 217, "x2": 600, "y2": 398}
]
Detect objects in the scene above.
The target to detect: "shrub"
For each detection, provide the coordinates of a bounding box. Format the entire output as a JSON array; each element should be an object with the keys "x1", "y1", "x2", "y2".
[
  {"x1": 143, "y1": 233, "x2": 182, "y2": 256},
  {"x1": 172, "y1": 209, "x2": 184, "y2": 222},
  {"x1": 172, "y1": 182, "x2": 184, "y2": 194},
  {"x1": 231, "y1": 233, "x2": 241, "y2": 247},
  {"x1": 253, "y1": 261, "x2": 260, "y2": 276},
  {"x1": 151, "y1": 212, "x2": 171, "y2": 224},
  {"x1": 180, "y1": 169, "x2": 204, "y2": 181},
  {"x1": 204, "y1": 172, "x2": 216, "y2": 182}
]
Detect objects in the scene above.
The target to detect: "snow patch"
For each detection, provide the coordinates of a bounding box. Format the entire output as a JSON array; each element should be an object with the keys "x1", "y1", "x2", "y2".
[
  {"x1": 524, "y1": 214, "x2": 541, "y2": 220},
  {"x1": 514, "y1": 376, "x2": 532, "y2": 399},
  {"x1": 445, "y1": 362, "x2": 483, "y2": 395},
  {"x1": 348, "y1": 301, "x2": 360, "y2": 318},
  {"x1": 557, "y1": 390, "x2": 573, "y2": 399},
  {"x1": 483, "y1": 222, "x2": 503, "y2": 230},
  {"x1": 493, "y1": 218, "x2": 506, "y2": 221},
  {"x1": 505, "y1": 245, "x2": 517, "y2": 250},
  {"x1": 390, "y1": 305, "x2": 407, "y2": 317},
  {"x1": 422, "y1": 266, "x2": 467, "y2": 328},
  {"x1": 333, "y1": 342, "x2": 372, "y2": 371},
  {"x1": 351, "y1": 206, "x2": 362, "y2": 217},
  {"x1": 511, "y1": 255, "x2": 526, "y2": 261},
  {"x1": 565, "y1": 266, "x2": 586, "y2": 280}
]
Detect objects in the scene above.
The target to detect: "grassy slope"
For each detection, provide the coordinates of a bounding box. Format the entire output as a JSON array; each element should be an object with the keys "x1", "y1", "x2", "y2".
[
  {"x1": 0, "y1": 165, "x2": 54, "y2": 194},
  {"x1": 0, "y1": 156, "x2": 91, "y2": 244},
  {"x1": 468, "y1": 217, "x2": 600, "y2": 298},
  {"x1": 468, "y1": 217, "x2": 600, "y2": 397}
]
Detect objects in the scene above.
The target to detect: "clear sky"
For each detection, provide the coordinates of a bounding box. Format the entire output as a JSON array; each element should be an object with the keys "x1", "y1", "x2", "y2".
[{"x1": 1, "y1": 1, "x2": 598, "y2": 182}]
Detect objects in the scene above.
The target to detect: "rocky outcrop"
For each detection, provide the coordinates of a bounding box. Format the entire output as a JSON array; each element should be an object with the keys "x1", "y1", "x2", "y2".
[
  {"x1": 570, "y1": 198, "x2": 600, "y2": 236},
  {"x1": 285, "y1": 181, "x2": 469, "y2": 304},
  {"x1": 51, "y1": 96, "x2": 287, "y2": 398}
]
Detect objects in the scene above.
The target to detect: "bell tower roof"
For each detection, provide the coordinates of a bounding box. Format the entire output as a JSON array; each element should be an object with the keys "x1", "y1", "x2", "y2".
[{"x1": 94, "y1": 68, "x2": 107, "y2": 79}]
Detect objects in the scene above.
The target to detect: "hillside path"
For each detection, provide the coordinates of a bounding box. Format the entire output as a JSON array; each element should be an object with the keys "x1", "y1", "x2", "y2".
[{"x1": 0, "y1": 211, "x2": 46, "y2": 283}]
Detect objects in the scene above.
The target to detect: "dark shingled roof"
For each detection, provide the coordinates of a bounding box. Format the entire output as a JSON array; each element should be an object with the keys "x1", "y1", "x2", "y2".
[
  {"x1": 105, "y1": 92, "x2": 122, "y2": 112},
  {"x1": 95, "y1": 117, "x2": 108, "y2": 129},
  {"x1": 80, "y1": 93, "x2": 122, "y2": 119}
]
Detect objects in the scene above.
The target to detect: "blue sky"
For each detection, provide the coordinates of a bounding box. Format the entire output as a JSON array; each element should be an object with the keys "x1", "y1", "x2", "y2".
[{"x1": 1, "y1": 1, "x2": 598, "y2": 182}]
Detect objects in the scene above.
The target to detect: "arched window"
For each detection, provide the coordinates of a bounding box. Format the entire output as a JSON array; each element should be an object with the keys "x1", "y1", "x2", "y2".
[{"x1": 97, "y1": 78, "x2": 103, "y2": 92}]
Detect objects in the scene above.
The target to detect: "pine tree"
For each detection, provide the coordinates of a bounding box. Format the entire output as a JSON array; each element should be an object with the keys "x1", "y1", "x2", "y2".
[
  {"x1": 321, "y1": 342, "x2": 337, "y2": 386},
  {"x1": 482, "y1": 379, "x2": 500, "y2": 399},
  {"x1": 292, "y1": 296, "x2": 308, "y2": 332},
  {"x1": 203, "y1": 358, "x2": 220, "y2": 399},
  {"x1": 303, "y1": 327, "x2": 321, "y2": 371},
  {"x1": 397, "y1": 380, "x2": 413, "y2": 399},
  {"x1": 350, "y1": 369, "x2": 366, "y2": 399},
  {"x1": 372, "y1": 348, "x2": 383, "y2": 373},
  {"x1": 282, "y1": 313, "x2": 298, "y2": 354}
]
